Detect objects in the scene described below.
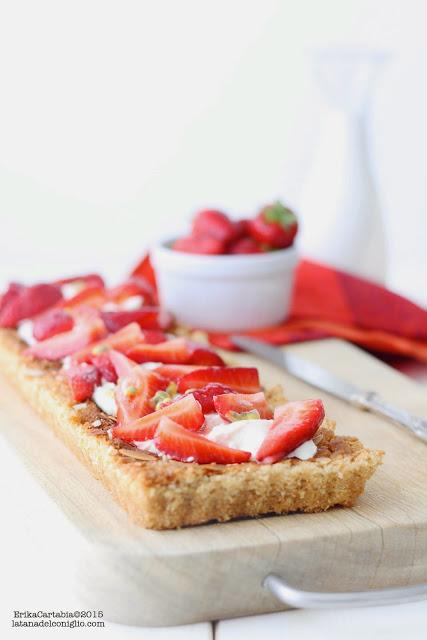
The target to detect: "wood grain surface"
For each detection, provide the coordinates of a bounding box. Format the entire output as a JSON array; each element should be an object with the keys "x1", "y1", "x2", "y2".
[{"x1": 1, "y1": 338, "x2": 426, "y2": 626}]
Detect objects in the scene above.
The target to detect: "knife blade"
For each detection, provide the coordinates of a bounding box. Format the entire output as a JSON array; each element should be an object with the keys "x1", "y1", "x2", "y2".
[{"x1": 232, "y1": 335, "x2": 427, "y2": 444}]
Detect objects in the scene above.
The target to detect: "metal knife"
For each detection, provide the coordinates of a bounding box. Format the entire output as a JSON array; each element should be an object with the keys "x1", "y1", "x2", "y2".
[{"x1": 232, "y1": 335, "x2": 427, "y2": 444}]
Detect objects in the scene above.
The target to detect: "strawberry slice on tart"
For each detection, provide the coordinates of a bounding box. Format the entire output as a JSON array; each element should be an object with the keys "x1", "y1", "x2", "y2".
[
  {"x1": 256, "y1": 399, "x2": 325, "y2": 463},
  {"x1": 107, "y1": 276, "x2": 155, "y2": 306},
  {"x1": 0, "y1": 283, "x2": 23, "y2": 316},
  {"x1": 126, "y1": 337, "x2": 224, "y2": 366},
  {"x1": 115, "y1": 368, "x2": 167, "y2": 425},
  {"x1": 32, "y1": 308, "x2": 74, "y2": 341},
  {"x1": 214, "y1": 391, "x2": 273, "y2": 421},
  {"x1": 153, "y1": 364, "x2": 207, "y2": 382},
  {"x1": 130, "y1": 254, "x2": 158, "y2": 290},
  {"x1": 61, "y1": 285, "x2": 107, "y2": 311},
  {"x1": 54, "y1": 273, "x2": 105, "y2": 290},
  {"x1": 154, "y1": 417, "x2": 251, "y2": 464},
  {"x1": 25, "y1": 308, "x2": 106, "y2": 361},
  {"x1": 72, "y1": 322, "x2": 144, "y2": 364},
  {"x1": 177, "y1": 367, "x2": 260, "y2": 394},
  {"x1": 137, "y1": 330, "x2": 171, "y2": 344},
  {"x1": 101, "y1": 308, "x2": 172, "y2": 333},
  {"x1": 91, "y1": 352, "x2": 118, "y2": 383},
  {"x1": 109, "y1": 349, "x2": 138, "y2": 379},
  {"x1": 65, "y1": 361, "x2": 101, "y2": 402},
  {"x1": 0, "y1": 283, "x2": 62, "y2": 328},
  {"x1": 191, "y1": 383, "x2": 233, "y2": 413},
  {"x1": 113, "y1": 393, "x2": 204, "y2": 442}
]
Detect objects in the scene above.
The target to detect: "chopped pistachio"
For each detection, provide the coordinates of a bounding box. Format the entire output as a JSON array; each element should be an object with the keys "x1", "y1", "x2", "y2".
[
  {"x1": 92, "y1": 344, "x2": 109, "y2": 356},
  {"x1": 151, "y1": 390, "x2": 170, "y2": 410},
  {"x1": 227, "y1": 409, "x2": 261, "y2": 422},
  {"x1": 125, "y1": 385, "x2": 138, "y2": 397},
  {"x1": 166, "y1": 381, "x2": 177, "y2": 397}
]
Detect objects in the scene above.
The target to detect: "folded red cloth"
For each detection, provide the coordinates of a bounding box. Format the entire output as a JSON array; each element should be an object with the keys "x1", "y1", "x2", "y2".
[{"x1": 132, "y1": 256, "x2": 427, "y2": 362}]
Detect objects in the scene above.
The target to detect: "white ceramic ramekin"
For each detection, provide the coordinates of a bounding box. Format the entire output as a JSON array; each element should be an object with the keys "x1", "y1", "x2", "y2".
[{"x1": 151, "y1": 240, "x2": 299, "y2": 332}]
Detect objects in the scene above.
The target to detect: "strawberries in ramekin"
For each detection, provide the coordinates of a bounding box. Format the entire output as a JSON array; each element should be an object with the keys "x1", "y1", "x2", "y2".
[{"x1": 172, "y1": 202, "x2": 298, "y2": 255}]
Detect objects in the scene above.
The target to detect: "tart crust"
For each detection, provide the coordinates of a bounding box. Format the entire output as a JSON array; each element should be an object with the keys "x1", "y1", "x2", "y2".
[{"x1": 0, "y1": 329, "x2": 383, "y2": 529}]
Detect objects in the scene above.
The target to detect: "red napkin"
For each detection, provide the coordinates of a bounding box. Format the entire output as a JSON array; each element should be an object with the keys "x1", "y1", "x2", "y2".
[{"x1": 132, "y1": 256, "x2": 427, "y2": 363}]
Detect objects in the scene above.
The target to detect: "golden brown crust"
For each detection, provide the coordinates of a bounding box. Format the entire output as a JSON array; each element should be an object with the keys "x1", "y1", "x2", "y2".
[{"x1": 0, "y1": 329, "x2": 384, "y2": 529}]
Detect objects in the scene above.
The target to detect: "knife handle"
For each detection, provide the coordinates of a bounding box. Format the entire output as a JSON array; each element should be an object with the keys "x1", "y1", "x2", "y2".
[{"x1": 351, "y1": 391, "x2": 427, "y2": 443}]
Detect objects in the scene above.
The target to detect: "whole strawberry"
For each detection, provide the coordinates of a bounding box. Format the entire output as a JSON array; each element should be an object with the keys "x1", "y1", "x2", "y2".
[
  {"x1": 248, "y1": 201, "x2": 298, "y2": 249},
  {"x1": 228, "y1": 237, "x2": 263, "y2": 254},
  {"x1": 192, "y1": 209, "x2": 236, "y2": 245}
]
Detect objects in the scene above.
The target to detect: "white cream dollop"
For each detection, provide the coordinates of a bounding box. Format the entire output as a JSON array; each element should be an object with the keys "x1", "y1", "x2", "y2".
[
  {"x1": 120, "y1": 295, "x2": 144, "y2": 310},
  {"x1": 17, "y1": 320, "x2": 36, "y2": 346},
  {"x1": 134, "y1": 439, "x2": 160, "y2": 455},
  {"x1": 206, "y1": 416, "x2": 317, "y2": 462},
  {"x1": 206, "y1": 418, "x2": 273, "y2": 460},
  {"x1": 139, "y1": 362, "x2": 162, "y2": 371},
  {"x1": 61, "y1": 280, "x2": 86, "y2": 300},
  {"x1": 92, "y1": 382, "x2": 117, "y2": 416},
  {"x1": 289, "y1": 439, "x2": 317, "y2": 460},
  {"x1": 102, "y1": 295, "x2": 145, "y2": 312}
]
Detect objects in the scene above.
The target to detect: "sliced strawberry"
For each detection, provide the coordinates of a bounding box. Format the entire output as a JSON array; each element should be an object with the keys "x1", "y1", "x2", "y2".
[
  {"x1": 153, "y1": 364, "x2": 206, "y2": 381},
  {"x1": 256, "y1": 399, "x2": 325, "y2": 463},
  {"x1": 191, "y1": 383, "x2": 233, "y2": 413},
  {"x1": 189, "y1": 344, "x2": 225, "y2": 366},
  {"x1": 214, "y1": 391, "x2": 273, "y2": 421},
  {"x1": 32, "y1": 308, "x2": 74, "y2": 341},
  {"x1": 25, "y1": 310, "x2": 106, "y2": 360},
  {"x1": 115, "y1": 368, "x2": 167, "y2": 425},
  {"x1": 130, "y1": 254, "x2": 158, "y2": 290},
  {"x1": 178, "y1": 367, "x2": 260, "y2": 394},
  {"x1": 126, "y1": 337, "x2": 224, "y2": 366},
  {"x1": 91, "y1": 352, "x2": 118, "y2": 383},
  {"x1": 65, "y1": 361, "x2": 101, "y2": 402},
  {"x1": 101, "y1": 308, "x2": 173, "y2": 333},
  {"x1": 107, "y1": 276, "x2": 155, "y2": 305},
  {"x1": 139, "y1": 330, "x2": 170, "y2": 344},
  {"x1": 113, "y1": 393, "x2": 204, "y2": 442},
  {"x1": 154, "y1": 417, "x2": 251, "y2": 464},
  {"x1": 61, "y1": 285, "x2": 107, "y2": 310},
  {"x1": 109, "y1": 350, "x2": 138, "y2": 378},
  {"x1": 54, "y1": 273, "x2": 105, "y2": 289},
  {"x1": 0, "y1": 283, "x2": 23, "y2": 315},
  {"x1": 0, "y1": 283, "x2": 62, "y2": 328},
  {"x1": 172, "y1": 234, "x2": 225, "y2": 255},
  {"x1": 72, "y1": 322, "x2": 144, "y2": 363}
]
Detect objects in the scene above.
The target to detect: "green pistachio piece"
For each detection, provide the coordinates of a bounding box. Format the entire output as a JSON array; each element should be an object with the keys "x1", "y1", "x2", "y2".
[
  {"x1": 227, "y1": 409, "x2": 261, "y2": 422},
  {"x1": 151, "y1": 390, "x2": 170, "y2": 409},
  {"x1": 166, "y1": 381, "x2": 178, "y2": 397},
  {"x1": 92, "y1": 344, "x2": 109, "y2": 355},
  {"x1": 125, "y1": 385, "x2": 138, "y2": 397}
]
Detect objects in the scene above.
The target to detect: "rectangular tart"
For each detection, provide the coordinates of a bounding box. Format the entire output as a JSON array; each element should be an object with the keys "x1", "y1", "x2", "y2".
[{"x1": 0, "y1": 328, "x2": 383, "y2": 530}]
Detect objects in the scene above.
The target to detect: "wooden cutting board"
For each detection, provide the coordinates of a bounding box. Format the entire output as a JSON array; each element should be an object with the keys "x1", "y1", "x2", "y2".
[{"x1": 1, "y1": 338, "x2": 427, "y2": 626}]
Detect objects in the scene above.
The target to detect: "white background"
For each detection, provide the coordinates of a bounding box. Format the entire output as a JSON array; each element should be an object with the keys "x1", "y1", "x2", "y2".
[{"x1": 0, "y1": 0, "x2": 426, "y2": 302}]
